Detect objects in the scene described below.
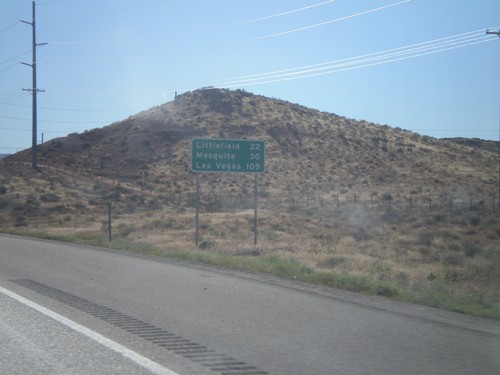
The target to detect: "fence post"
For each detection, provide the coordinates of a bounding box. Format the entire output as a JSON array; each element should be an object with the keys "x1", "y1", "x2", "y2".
[{"x1": 107, "y1": 202, "x2": 112, "y2": 242}]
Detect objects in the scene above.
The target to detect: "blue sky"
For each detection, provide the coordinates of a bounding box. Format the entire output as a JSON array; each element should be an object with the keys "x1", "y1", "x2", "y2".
[{"x1": 1, "y1": 0, "x2": 499, "y2": 153}]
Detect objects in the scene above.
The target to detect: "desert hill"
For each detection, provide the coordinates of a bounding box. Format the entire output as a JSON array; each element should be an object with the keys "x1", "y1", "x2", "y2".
[
  {"x1": 2, "y1": 88, "x2": 500, "y2": 318},
  {"x1": 7, "y1": 88, "x2": 498, "y2": 204},
  {"x1": 444, "y1": 137, "x2": 499, "y2": 154}
]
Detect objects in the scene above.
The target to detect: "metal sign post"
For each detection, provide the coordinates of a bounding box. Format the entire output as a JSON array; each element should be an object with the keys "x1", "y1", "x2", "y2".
[
  {"x1": 195, "y1": 174, "x2": 200, "y2": 247},
  {"x1": 254, "y1": 174, "x2": 259, "y2": 246}
]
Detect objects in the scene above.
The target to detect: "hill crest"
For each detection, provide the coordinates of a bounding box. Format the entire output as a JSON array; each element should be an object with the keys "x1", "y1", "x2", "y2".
[{"x1": 7, "y1": 88, "x2": 498, "y2": 200}]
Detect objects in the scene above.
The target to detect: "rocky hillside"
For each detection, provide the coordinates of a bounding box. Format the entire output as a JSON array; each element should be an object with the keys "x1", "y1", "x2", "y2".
[
  {"x1": 7, "y1": 88, "x2": 498, "y2": 203},
  {"x1": 3, "y1": 88, "x2": 500, "y2": 319}
]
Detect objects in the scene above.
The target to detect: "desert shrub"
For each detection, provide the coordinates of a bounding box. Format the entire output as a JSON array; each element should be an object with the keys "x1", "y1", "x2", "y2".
[
  {"x1": 445, "y1": 270, "x2": 459, "y2": 282},
  {"x1": 206, "y1": 195, "x2": 224, "y2": 213},
  {"x1": 394, "y1": 272, "x2": 409, "y2": 285},
  {"x1": 15, "y1": 217, "x2": 27, "y2": 227},
  {"x1": 74, "y1": 203, "x2": 86, "y2": 210},
  {"x1": 25, "y1": 195, "x2": 40, "y2": 208},
  {"x1": 198, "y1": 240, "x2": 215, "y2": 250},
  {"x1": 0, "y1": 185, "x2": 7, "y2": 194},
  {"x1": 103, "y1": 188, "x2": 123, "y2": 202},
  {"x1": 93, "y1": 182, "x2": 106, "y2": 192},
  {"x1": 234, "y1": 248, "x2": 261, "y2": 256},
  {"x1": 64, "y1": 157, "x2": 76, "y2": 166},
  {"x1": 147, "y1": 198, "x2": 163, "y2": 210},
  {"x1": 468, "y1": 216, "x2": 481, "y2": 226},
  {"x1": 40, "y1": 193, "x2": 60, "y2": 202},
  {"x1": 125, "y1": 203, "x2": 137, "y2": 214},
  {"x1": 382, "y1": 210, "x2": 403, "y2": 224},
  {"x1": 382, "y1": 192, "x2": 393, "y2": 202},
  {"x1": 464, "y1": 242, "x2": 480, "y2": 258},
  {"x1": 352, "y1": 226, "x2": 370, "y2": 241},
  {"x1": 49, "y1": 204, "x2": 67, "y2": 213},
  {"x1": 434, "y1": 214, "x2": 446, "y2": 222},
  {"x1": 369, "y1": 260, "x2": 392, "y2": 274},
  {"x1": 482, "y1": 248, "x2": 500, "y2": 260},
  {"x1": 128, "y1": 194, "x2": 144, "y2": 203},
  {"x1": 318, "y1": 256, "x2": 348, "y2": 269},
  {"x1": 442, "y1": 253, "x2": 465, "y2": 266},
  {"x1": 418, "y1": 232, "x2": 434, "y2": 247},
  {"x1": 376, "y1": 286, "x2": 398, "y2": 297},
  {"x1": 117, "y1": 223, "x2": 134, "y2": 237}
]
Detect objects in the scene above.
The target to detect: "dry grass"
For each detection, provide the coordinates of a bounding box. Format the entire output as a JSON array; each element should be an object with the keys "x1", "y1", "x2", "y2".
[
  {"x1": 1, "y1": 166, "x2": 499, "y2": 319},
  {"x1": 1, "y1": 88, "x2": 499, "y2": 319}
]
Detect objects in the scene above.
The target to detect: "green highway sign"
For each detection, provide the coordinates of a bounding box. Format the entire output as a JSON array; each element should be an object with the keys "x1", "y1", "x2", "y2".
[{"x1": 191, "y1": 138, "x2": 265, "y2": 173}]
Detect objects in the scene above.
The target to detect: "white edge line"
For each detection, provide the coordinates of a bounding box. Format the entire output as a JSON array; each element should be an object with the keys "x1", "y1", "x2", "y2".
[{"x1": 0, "y1": 285, "x2": 179, "y2": 375}]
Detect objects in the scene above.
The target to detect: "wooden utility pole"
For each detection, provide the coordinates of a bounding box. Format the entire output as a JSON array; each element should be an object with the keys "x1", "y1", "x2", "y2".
[
  {"x1": 486, "y1": 29, "x2": 500, "y2": 208},
  {"x1": 21, "y1": 1, "x2": 46, "y2": 169}
]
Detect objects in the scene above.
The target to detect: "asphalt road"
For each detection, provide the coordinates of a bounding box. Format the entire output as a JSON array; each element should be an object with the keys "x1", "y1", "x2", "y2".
[{"x1": 0, "y1": 234, "x2": 499, "y2": 375}]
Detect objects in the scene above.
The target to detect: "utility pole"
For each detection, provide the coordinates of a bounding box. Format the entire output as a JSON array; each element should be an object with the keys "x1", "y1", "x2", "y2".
[
  {"x1": 21, "y1": 1, "x2": 47, "y2": 169},
  {"x1": 486, "y1": 29, "x2": 500, "y2": 208}
]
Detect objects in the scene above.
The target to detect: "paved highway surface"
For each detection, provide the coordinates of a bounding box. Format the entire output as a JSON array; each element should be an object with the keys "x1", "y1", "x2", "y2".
[{"x1": 0, "y1": 234, "x2": 499, "y2": 374}]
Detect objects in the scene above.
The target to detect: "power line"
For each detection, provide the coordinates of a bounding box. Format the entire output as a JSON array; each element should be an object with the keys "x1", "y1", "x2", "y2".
[
  {"x1": 0, "y1": 126, "x2": 32, "y2": 132},
  {"x1": 0, "y1": 89, "x2": 29, "y2": 101},
  {"x1": 0, "y1": 115, "x2": 108, "y2": 124},
  {"x1": 7, "y1": 27, "x2": 493, "y2": 100},
  {"x1": 0, "y1": 21, "x2": 19, "y2": 35},
  {"x1": 0, "y1": 145, "x2": 30, "y2": 150},
  {"x1": 0, "y1": 50, "x2": 32, "y2": 66},
  {"x1": 36, "y1": 0, "x2": 170, "y2": 22},
  {"x1": 49, "y1": 0, "x2": 339, "y2": 46},
  {"x1": 37, "y1": 0, "x2": 67, "y2": 5},
  {"x1": 25, "y1": 29, "x2": 495, "y2": 96},
  {"x1": 215, "y1": 29, "x2": 490, "y2": 83},
  {"x1": 0, "y1": 5, "x2": 31, "y2": 22},
  {"x1": 0, "y1": 126, "x2": 73, "y2": 134},
  {"x1": 0, "y1": 63, "x2": 21, "y2": 75},
  {"x1": 0, "y1": 101, "x2": 142, "y2": 112},
  {"x1": 43, "y1": 0, "x2": 411, "y2": 64},
  {"x1": 231, "y1": 0, "x2": 338, "y2": 25},
  {"x1": 242, "y1": 0, "x2": 411, "y2": 43},
  {"x1": 214, "y1": 31, "x2": 497, "y2": 88}
]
